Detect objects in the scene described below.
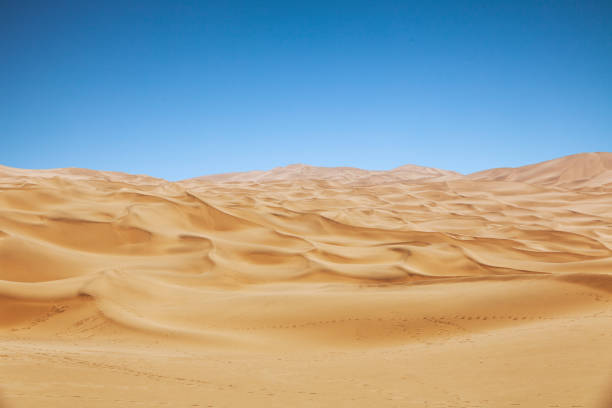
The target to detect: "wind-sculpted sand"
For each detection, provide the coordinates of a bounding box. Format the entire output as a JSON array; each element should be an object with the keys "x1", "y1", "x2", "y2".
[{"x1": 1, "y1": 152, "x2": 612, "y2": 407}]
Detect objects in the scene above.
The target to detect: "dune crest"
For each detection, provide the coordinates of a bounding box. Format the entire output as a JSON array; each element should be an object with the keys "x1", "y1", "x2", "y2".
[
  {"x1": 1, "y1": 153, "x2": 612, "y2": 407},
  {"x1": 181, "y1": 162, "x2": 462, "y2": 185},
  {"x1": 468, "y1": 152, "x2": 612, "y2": 189}
]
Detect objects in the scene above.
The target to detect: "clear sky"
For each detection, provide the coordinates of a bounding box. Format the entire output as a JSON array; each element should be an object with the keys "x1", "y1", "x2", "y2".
[{"x1": 2, "y1": 1, "x2": 611, "y2": 180}]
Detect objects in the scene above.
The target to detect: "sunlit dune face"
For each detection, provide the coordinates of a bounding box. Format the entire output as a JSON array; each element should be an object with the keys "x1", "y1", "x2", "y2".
[{"x1": 1, "y1": 153, "x2": 612, "y2": 407}]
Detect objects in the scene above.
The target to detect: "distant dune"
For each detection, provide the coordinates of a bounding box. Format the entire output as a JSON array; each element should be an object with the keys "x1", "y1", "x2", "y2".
[
  {"x1": 0, "y1": 164, "x2": 166, "y2": 185},
  {"x1": 1, "y1": 152, "x2": 612, "y2": 408},
  {"x1": 181, "y1": 162, "x2": 461, "y2": 185},
  {"x1": 183, "y1": 152, "x2": 612, "y2": 189},
  {"x1": 468, "y1": 151, "x2": 612, "y2": 189}
]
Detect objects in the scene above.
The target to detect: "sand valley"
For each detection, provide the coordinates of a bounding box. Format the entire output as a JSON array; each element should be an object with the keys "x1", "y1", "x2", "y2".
[{"x1": 1, "y1": 152, "x2": 612, "y2": 407}]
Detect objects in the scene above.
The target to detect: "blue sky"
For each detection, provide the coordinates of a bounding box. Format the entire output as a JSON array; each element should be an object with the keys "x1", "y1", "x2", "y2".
[{"x1": 1, "y1": 1, "x2": 611, "y2": 180}]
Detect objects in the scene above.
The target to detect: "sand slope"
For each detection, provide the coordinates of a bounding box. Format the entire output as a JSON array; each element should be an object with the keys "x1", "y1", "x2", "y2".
[
  {"x1": 1, "y1": 153, "x2": 612, "y2": 407},
  {"x1": 183, "y1": 162, "x2": 461, "y2": 185},
  {"x1": 468, "y1": 152, "x2": 612, "y2": 190}
]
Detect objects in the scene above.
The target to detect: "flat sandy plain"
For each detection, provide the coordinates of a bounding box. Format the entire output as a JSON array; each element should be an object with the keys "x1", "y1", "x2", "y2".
[{"x1": 1, "y1": 152, "x2": 612, "y2": 407}]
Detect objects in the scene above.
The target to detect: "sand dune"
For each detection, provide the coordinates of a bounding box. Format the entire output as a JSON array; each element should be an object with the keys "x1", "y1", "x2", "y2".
[
  {"x1": 182, "y1": 162, "x2": 461, "y2": 185},
  {"x1": 468, "y1": 151, "x2": 612, "y2": 189},
  {"x1": 1, "y1": 153, "x2": 612, "y2": 407}
]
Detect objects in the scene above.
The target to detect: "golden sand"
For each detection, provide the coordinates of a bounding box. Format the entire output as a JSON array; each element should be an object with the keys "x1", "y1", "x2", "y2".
[{"x1": 1, "y1": 152, "x2": 611, "y2": 407}]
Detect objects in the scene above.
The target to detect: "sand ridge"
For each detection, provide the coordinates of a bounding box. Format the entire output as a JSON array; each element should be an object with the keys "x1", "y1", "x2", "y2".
[{"x1": 1, "y1": 153, "x2": 612, "y2": 407}]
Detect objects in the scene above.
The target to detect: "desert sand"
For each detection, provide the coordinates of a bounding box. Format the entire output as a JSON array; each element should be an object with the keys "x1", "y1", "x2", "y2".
[{"x1": 1, "y1": 152, "x2": 612, "y2": 407}]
